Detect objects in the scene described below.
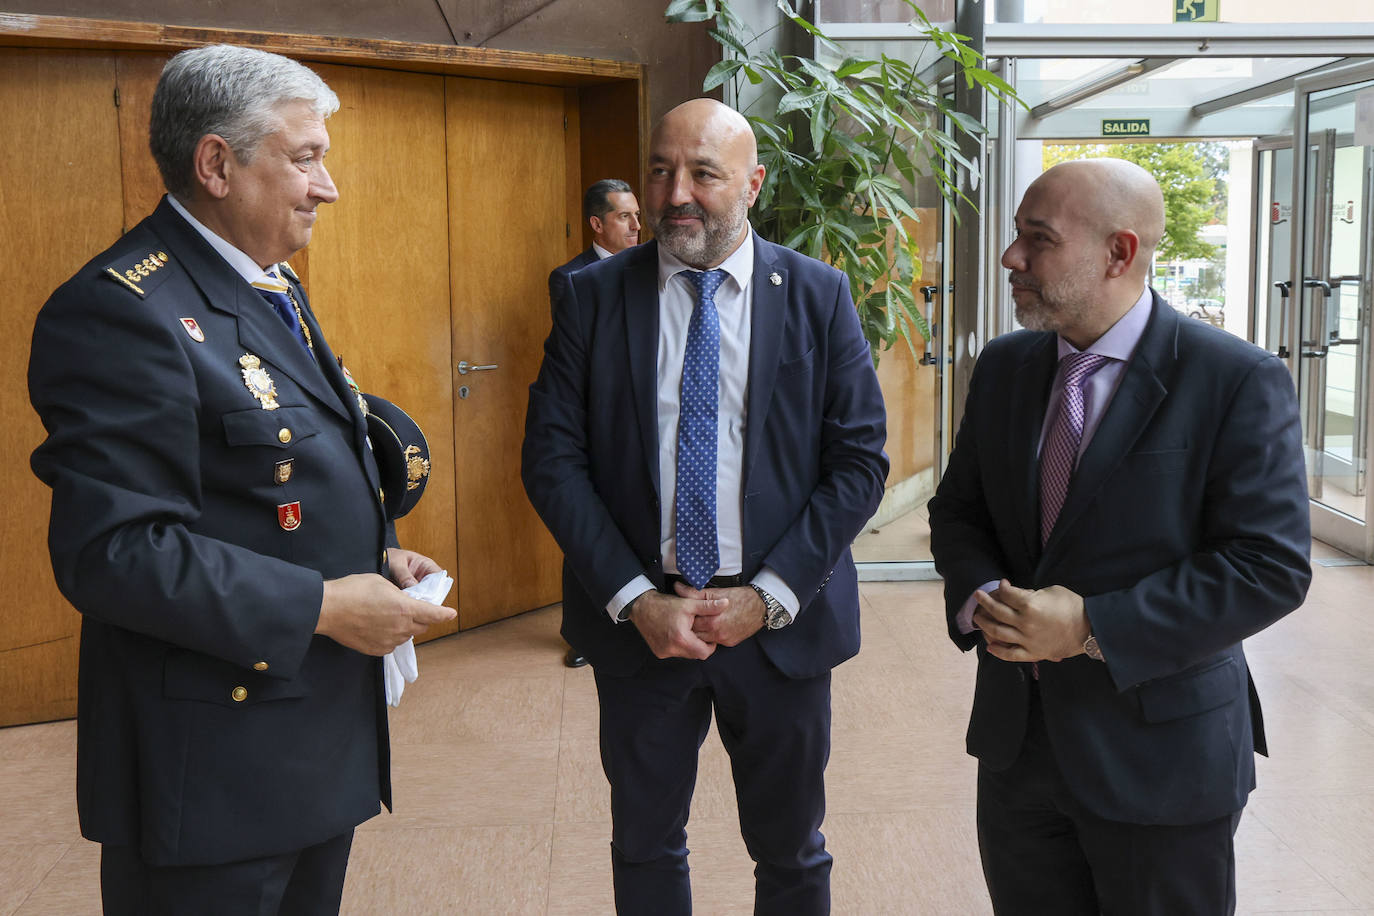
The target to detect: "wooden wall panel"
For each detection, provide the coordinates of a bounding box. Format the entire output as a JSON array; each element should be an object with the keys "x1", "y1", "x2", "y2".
[
  {"x1": 304, "y1": 65, "x2": 460, "y2": 640},
  {"x1": 446, "y1": 78, "x2": 567, "y2": 629},
  {"x1": 0, "y1": 48, "x2": 125, "y2": 725},
  {"x1": 877, "y1": 209, "x2": 942, "y2": 486},
  {"x1": 577, "y1": 79, "x2": 643, "y2": 249},
  {"x1": 113, "y1": 50, "x2": 171, "y2": 231}
]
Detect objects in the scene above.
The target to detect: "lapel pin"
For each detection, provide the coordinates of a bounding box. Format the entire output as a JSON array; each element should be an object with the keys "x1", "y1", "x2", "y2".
[
  {"x1": 179, "y1": 317, "x2": 205, "y2": 342},
  {"x1": 274, "y1": 459, "x2": 294, "y2": 485},
  {"x1": 769, "y1": 272, "x2": 782, "y2": 286}
]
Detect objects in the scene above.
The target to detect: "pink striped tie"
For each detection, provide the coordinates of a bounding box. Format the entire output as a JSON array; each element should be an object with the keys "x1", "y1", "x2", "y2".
[{"x1": 1040, "y1": 352, "x2": 1109, "y2": 544}]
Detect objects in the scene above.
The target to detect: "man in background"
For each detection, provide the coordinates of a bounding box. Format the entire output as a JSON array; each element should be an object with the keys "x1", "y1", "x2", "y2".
[
  {"x1": 928, "y1": 158, "x2": 1310, "y2": 915},
  {"x1": 28, "y1": 44, "x2": 453, "y2": 914},
  {"x1": 548, "y1": 177, "x2": 640, "y2": 668}
]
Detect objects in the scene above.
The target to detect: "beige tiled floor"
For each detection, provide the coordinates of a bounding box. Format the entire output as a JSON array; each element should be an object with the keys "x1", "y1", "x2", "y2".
[{"x1": 3, "y1": 543, "x2": 1373, "y2": 914}]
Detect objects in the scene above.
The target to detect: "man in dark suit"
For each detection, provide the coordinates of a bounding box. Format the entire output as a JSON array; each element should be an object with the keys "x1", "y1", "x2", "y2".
[
  {"x1": 522, "y1": 98, "x2": 888, "y2": 914},
  {"x1": 27, "y1": 44, "x2": 453, "y2": 915},
  {"x1": 548, "y1": 178, "x2": 640, "y2": 667},
  {"x1": 547, "y1": 178, "x2": 641, "y2": 322},
  {"x1": 928, "y1": 158, "x2": 1311, "y2": 915}
]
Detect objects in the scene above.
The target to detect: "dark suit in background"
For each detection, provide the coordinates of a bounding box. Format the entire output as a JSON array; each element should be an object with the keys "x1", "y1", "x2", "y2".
[
  {"x1": 547, "y1": 245, "x2": 598, "y2": 316},
  {"x1": 929, "y1": 159, "x2": 1310, "y2": 915}
]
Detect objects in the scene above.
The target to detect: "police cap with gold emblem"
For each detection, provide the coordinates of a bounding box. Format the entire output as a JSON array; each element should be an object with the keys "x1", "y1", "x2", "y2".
[{"x1": 364, "y1": 394, "x2": 431, "y2": 520}]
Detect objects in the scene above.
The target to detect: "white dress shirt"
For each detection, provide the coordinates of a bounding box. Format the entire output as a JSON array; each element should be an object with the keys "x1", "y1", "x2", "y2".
[{"x1": 607, "y1": 229, "x2": 800, "y2": 621}]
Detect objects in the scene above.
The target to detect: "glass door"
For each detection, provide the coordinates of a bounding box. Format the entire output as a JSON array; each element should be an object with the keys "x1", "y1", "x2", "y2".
[{"x1": 1291, "y1": 65, "x2": 1374, "y2": 558}]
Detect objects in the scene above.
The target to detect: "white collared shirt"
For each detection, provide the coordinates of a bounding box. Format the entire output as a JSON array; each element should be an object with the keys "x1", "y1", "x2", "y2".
[
  {"x1": 166, "y1": 194, "x2": 286, "y2": 290},
  {"x1": 592, "y1": 242, "x2": 614, "y2": 260},
  {"x1": 606, "y1": 228, "x2": 799, "y2": 621}
]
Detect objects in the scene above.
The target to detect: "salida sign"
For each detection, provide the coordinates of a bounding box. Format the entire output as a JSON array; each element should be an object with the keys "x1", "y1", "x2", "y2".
[{"x1": 1101, "y1": 118, "x2": 1151, "y2": 137}]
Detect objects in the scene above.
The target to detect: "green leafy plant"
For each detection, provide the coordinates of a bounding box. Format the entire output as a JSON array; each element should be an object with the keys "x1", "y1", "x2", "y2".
[{"x1": 665, "y1": 0, "x2": 1018, "y2": 362}]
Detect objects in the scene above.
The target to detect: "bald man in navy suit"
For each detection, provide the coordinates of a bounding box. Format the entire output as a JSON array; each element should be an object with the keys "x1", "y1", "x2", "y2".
[{"x1": 524, "y1": 100, "x2": 887, "y2": 914}]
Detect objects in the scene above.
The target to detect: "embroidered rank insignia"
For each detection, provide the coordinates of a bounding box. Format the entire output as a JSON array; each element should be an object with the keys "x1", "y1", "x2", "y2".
[
  {"x1": 274, "y1": 458, "x2": 294, "y2": 485},
  {"x1": 769, "y1": 272, "x2": 782, "y2": 286},
  {"x1": 179, "y1": 317, "x2": 205, "y2": 342},
  {"x1": 404, "y1": 444, "x2": 431, "y2": 492},
  {"x1": 239, "y1": 353, "x2": 280, "y2": 410},
  {"x1": 277, "y1": 501, "x2": 302, "y2": 531}
]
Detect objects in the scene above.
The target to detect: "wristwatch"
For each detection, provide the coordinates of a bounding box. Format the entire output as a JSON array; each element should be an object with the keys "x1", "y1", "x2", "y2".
[
  {"x1": 750, "y1": 584, "x2": 793, "y2": 630},
  {"x1": 1082, "y1": 633, "x2": 1104, "y2": 662}
]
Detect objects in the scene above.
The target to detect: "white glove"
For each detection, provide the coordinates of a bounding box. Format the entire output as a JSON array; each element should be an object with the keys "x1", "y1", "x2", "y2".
[{"x1": 383, "y1": 570, "x2": 454, "y2": 707}]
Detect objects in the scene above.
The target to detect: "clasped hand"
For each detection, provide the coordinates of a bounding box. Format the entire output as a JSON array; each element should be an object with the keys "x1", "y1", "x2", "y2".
[
  {"x1": 315, "y1": 549, "x2": 456, "y2": 656},
  {"x1": 630, "y1": 581, "x2": 766, "y2": 660},
  {"x1": 972, "y1": 579, "x2": 1090, "y2": 663}
]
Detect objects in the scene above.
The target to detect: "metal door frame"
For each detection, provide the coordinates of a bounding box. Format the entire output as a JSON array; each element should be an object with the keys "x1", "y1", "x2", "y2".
[{"x1": 1290, "y1": 60, "x2": 1374, "y2": 559}]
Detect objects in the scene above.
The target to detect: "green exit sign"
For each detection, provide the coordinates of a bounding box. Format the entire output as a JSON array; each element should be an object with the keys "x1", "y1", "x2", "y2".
[
  {"x1": 1175, "y1": 0, "x2": 1219, "y2": 22},
  {"x1": 1102, "y1": 118, "x2": 1151, "y2": 137}
]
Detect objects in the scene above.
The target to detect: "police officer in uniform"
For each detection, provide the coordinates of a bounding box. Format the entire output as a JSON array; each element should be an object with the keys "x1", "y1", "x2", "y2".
[{"x1": 27, "y1": 44, "x2": 454, "y2": 915}]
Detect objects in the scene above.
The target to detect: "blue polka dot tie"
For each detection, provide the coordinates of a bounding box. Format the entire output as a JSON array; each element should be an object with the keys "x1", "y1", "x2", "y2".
[{"x1": 677, "y1": 269, "x2": 725, "y2": 589}]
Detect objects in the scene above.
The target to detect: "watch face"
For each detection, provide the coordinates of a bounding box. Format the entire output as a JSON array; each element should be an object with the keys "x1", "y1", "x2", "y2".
[{"x1": 766, "y1": 606, "x2": 792, "y2": 629}]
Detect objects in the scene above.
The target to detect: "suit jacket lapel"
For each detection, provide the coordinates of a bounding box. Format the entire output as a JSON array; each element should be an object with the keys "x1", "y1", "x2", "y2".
[
  {"x1": 1010, "y1": 333, "x2": 1059, "y2": 562},
  {"x1": 744, "y1": 237, "x2": 785, "y2": 489},
  {"x1": 624, "y1": 243, "x2": 661, "y2": 496},
  {"x1": 149, "y1": 201, "x2": 349, "y2": 421},
  {"x1": 1045, "y1": 296, "x2": 1175, "y2": 553}
]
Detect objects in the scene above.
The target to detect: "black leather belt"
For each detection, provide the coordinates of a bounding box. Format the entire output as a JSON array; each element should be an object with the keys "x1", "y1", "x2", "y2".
[{"x1": 662, "y1": 573, "x2": 747, "y2": 591}]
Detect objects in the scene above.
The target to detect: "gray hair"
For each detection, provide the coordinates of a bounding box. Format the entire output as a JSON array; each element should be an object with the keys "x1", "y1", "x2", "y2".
[
  {"x1": 150, "y1": 44, "x2": 339, "y2": 197},
  {"x1": 583, "y1": 178, "x2": 634, "y2": 221}
]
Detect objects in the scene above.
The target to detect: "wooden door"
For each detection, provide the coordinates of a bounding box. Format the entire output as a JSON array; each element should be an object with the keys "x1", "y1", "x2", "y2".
[
  {"x1": 0, "y1": 49, "x2": 125, "y2": 726},
  {"x1": 445, "y1": 79, "x2": 567, "y2": 629},
  {"x1": 305, "y1": 65, "x2": 461, "y2": 638}
]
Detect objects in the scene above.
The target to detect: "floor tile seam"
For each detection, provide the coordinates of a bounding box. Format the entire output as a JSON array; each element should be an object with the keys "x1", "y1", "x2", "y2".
[
  {"x1": 1261, "y1": 670, "x2": 1374, "y2": 741},
  {"x1": 1244, "y1": 804, "x2": 1363, "y2": 910},
  {"x1": 5, "y1": 841, "x2": 72, "y2": 916},
  {"x1": 546, "y1": 662, "x2": 572, "y2": 916}
]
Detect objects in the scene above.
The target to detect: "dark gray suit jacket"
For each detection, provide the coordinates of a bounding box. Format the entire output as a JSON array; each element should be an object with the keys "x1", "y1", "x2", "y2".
[{"x1": 929, "y1": 292, "x2": 1311, "y2": 825}]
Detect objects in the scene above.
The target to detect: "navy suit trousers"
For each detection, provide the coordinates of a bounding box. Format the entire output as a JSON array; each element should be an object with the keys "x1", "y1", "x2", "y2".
[{"x1": 594, "y1": 638, "x2": 832, "y2": 915}]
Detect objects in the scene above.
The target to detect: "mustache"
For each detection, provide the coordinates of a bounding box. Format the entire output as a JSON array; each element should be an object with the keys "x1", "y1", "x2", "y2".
[
  {"x1": 658, "y1": 203, "x2": 707, "y2": 221},
  {"x1": 1009, "y1": 272, "x2": 1039, "y2": 290}
]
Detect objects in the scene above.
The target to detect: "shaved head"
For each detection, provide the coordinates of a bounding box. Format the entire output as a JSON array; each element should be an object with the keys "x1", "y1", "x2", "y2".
[
  {"x1": 1002, "y1": 157, "x2": 1165, "y2": 348},
  {"x1": 645, "y1": 98, "x2": 765, "y2": 268},
  {"x1": 1037, "y1": 158, "x2": 1165, "y2": 267}
]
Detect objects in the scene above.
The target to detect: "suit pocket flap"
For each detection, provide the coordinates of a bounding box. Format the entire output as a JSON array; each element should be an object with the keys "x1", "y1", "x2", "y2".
[
  {"x1": 1137, "y1": 656, "x2": 1239, "y2": 723},
  {"x1": 163, "y1": 651, "x2": 311, "y2": 707},
  {"x1": 223, "y1": 406, "x2": 320, "y2": 449}
]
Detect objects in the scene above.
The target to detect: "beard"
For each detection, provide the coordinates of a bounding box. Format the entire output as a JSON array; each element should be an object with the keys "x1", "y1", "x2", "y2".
[
  {"x1": 652, "y1": 190, "x2": 751, "y2": 268},
  {"x1": 1011, "y1": 256, "x2": 1100, "y2": 335}
]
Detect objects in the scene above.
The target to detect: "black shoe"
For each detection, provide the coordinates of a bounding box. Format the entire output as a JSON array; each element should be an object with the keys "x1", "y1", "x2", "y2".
[{"x1": 564, "y1": 648, "x2": 589, "y2": 668}]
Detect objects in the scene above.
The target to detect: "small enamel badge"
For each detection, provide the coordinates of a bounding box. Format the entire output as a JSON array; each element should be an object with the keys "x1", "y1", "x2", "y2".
[
  {"x1": 277, "y1": 501, "x2": 302, "y2": 531},
  {"x1": 337, "y1": 356, "x2": 369, "y2": 416},
  {"x1": 239, "y1": 354, "x2": 279, "y2": 410},
  {"x1": 769, "y1": 272, "x2": 782, "y2": 286},
  {"x1": 179, "y1": 317, "x2": 205, "y2": 342},
  {"x1": 274, "y1": 459, "x2": 294, "y2": 485}
]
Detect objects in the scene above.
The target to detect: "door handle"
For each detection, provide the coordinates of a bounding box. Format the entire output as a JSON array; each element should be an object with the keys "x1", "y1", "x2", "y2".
[{"x1": 457, "y1": 361, "x2": 499, "y2": 375}]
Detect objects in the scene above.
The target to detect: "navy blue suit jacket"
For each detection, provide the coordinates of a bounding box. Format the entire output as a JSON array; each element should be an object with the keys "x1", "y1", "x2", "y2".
[
  {"x1": 928, "y1": 293, "x2": 1311, "y2": 825},
  {"x1": 522, "y1": 236, "x2": 888, "y2": 678},
  {"x1": 547, "y1": 246, "x2": 599, "y2": 315},
  {"x1": 28, "y1": 199, "x2": 393, "y2": 866}
]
